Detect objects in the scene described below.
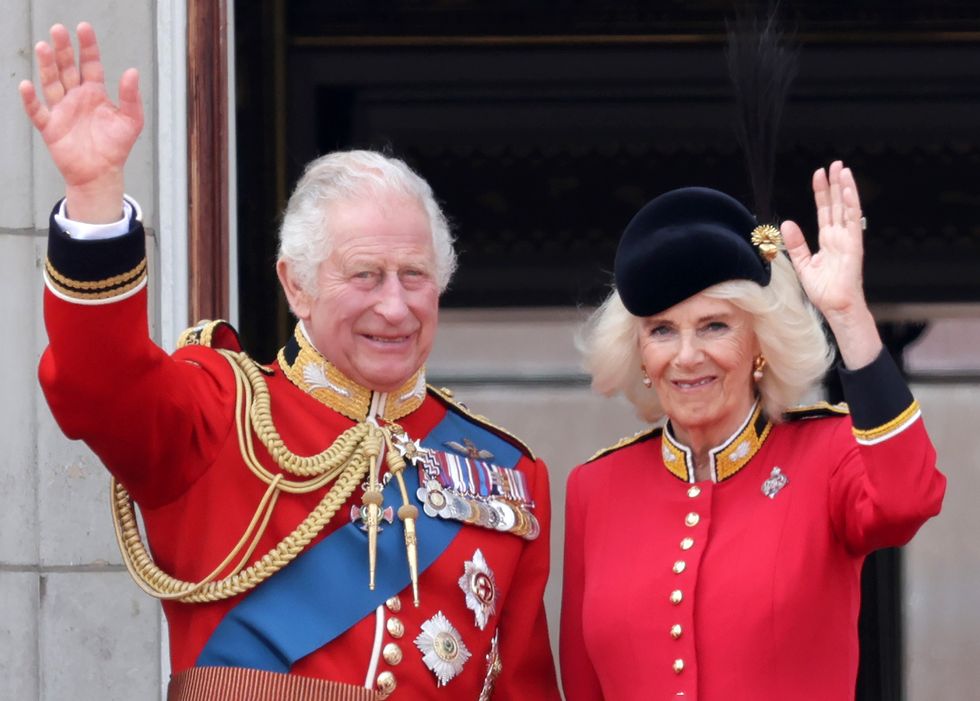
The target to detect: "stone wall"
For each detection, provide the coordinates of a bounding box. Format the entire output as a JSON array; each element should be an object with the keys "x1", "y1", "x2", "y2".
[{"x1": 1, "y1": 2, "x2": 162, "y2": 699}]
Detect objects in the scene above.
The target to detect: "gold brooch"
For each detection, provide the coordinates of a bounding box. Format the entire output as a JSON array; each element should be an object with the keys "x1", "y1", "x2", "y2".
[{"x1": 750, "y1": 224, "x2": 783, "y2": 262}]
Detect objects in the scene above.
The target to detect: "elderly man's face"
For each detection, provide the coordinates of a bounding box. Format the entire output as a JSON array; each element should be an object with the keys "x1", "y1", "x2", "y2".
[{"x1": 283, "y1": 191, "x2": 440, "y2": 392}]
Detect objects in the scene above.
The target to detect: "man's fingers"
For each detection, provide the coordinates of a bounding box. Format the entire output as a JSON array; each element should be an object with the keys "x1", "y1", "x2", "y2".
[
  {"x1": 35, "y1": 40, "x2": 67, "y2": 108},
  {"x1": 77, "y1": 22, "x2": 105, "y2": 85},
  {"x1": 19, "y1": 81, "x2": 50, "y2": 132},
  {"x1": 51, "y1": 23, "x2": 81, "y2": 91},
  {"x1": 118, "y1": 68, "x2": 144, "y2": 126}
]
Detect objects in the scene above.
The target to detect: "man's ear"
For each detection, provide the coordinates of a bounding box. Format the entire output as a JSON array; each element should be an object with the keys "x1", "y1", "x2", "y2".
[{"x1": 277, "y1": 259, "x2": 312, "y2": 320}]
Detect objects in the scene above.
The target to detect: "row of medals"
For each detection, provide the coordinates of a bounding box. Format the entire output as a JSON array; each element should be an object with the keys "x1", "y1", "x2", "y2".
[{"x1": 417, "y1": 477, "x2": 540, "y2": 541}]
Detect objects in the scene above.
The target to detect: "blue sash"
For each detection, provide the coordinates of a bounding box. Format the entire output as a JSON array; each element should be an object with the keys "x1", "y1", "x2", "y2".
[{"x1": 196, "y1": 409, "x2": 521, "y2": 671}]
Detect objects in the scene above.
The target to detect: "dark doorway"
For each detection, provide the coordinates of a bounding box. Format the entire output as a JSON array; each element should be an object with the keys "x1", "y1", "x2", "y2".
[{"x1": 235, "y1": 5, "x2": 980, "y2": 698}]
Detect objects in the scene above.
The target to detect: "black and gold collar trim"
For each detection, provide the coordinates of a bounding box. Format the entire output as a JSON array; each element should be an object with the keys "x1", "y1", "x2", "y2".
[
  {"x1": 277, "y1": 324, "x2": 426, "y2": 422},
  {"x1": 661, "y1": 402, "x2": 772, "y2": 483}
]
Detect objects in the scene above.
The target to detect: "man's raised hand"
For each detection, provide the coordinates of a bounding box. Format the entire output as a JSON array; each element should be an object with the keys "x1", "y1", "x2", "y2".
[{"x1": 19, "y1": 22, "x2": 143, "y2": 223}]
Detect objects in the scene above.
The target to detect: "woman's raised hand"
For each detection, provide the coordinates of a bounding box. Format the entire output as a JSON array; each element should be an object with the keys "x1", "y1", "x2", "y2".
[
  {"x1": 18, "y1": 22, "x2": 143, "y2": 223},
  {"x1": 780, "y1": 161, "x2": 868, "y2": 320},
  {"x1": 781, "y1": 161, "x2": 882, "y2": 368}
]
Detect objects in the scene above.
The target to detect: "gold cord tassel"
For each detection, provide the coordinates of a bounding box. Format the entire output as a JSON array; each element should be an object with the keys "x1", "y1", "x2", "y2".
[
  {"x1": 385, "y1": 433, "x2": 421, "y2": 606},
  {"x1": 362, "y1": 437, "x2": 384, "y2": 590}
]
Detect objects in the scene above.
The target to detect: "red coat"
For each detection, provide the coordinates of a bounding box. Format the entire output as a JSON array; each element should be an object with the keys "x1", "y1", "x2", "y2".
[
  {"x1": 40, "y1": 208, "x2": 560, "y2": 700},
  {"x1": 560, "y1": 358, "x2": 945, "y2": 701}
]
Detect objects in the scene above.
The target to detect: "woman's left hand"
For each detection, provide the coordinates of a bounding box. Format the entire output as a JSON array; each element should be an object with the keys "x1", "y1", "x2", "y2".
[
  {"x1": 781, "y1": 160, "x2": 883, "y2": 369},
  {"x1": 780, "y1": 160, "x2": 866, "y2": 319}
]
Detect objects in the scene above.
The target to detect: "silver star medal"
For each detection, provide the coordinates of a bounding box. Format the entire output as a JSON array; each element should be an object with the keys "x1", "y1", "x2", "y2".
[
  {"x1": 415, "y1": 611, "x2": 471, "y2": 686},
  {"x1": 459, "y1": 549, "x2": 498, "y2": 630},
  {"x1": 417, "y1": 479, "x2": 449, "y2": 517},
  {"x1": 761, "y1": 466, "x2": 788, "y2": 499}
]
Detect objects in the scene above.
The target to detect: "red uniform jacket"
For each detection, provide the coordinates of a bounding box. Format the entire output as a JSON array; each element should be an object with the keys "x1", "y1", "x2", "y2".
[
  {"x1": 560, "y1": 354, "x2": 945, "y2": 701},
  {"x1": 39, "y1": 204, "x2": 560, "y2": 699}
]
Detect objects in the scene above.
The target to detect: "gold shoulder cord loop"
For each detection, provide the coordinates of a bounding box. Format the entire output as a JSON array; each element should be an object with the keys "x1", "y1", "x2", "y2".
[{"x1": 111, "y1": 350, "x2": 382, "y2": 603}]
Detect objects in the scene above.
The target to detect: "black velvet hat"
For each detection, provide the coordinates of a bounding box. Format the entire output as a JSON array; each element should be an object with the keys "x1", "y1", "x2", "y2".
[{"x1": 613, "y1": 187, "x2": 779, "y2": 317}]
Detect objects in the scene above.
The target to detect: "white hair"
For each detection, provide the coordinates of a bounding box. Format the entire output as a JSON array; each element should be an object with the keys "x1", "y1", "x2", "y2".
[
  {"x1": 277, "y1": 150, "x2": 457, "y2": 295},
  {"x1": 581, "y1": 254, "x2": 835, "y2": 423}
]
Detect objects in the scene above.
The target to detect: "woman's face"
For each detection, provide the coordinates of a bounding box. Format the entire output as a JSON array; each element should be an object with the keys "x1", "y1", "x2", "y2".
[{"x1": 639, "y1": 292, "x2": 760, "y2": 445}]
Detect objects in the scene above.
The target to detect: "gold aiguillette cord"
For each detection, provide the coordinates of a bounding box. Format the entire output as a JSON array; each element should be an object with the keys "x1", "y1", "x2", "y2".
[
  {"x1": 383, "y1": 430, "x2": 421, "y2": 606},
  {"x1": 362, "y1": 436, "x2": 383, "y2": 591}
]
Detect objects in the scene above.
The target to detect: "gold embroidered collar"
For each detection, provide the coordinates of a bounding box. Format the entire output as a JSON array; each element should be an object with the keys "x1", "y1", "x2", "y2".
[
  {"x1": 277, "y1": 323, "x2": 427, "y2": 422},
  {"x1": 661, "y1": 402, "x2": 772, "y2": 484}
]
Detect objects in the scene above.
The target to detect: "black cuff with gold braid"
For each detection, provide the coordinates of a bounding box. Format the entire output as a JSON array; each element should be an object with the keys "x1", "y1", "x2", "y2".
[
  {"x1": 838, "y1": 348, "x2": 920, "y2": 444},
  {"x1": 45, "y1": 199, "x2": 147, "y2": 303}
]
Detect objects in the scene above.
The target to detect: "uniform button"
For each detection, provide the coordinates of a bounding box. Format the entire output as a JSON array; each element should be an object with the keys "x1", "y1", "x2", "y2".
[
  {"x1": 383, "y1": 642, "x2": 403, "y2": 665},
  {"x1": 687, "y1": 486, "x2": 701, "y2": 498},
  {"x1": 386, "y1": 617, "x2": 404, "y2": 638},
  {"x1": 670, "y1": 624, "x2": 683, "y2": 639},
  {"x1": 680, "y1": 537, "x2": 694, "y2": 550},
  {"x1": 673, "y1": 659, "x2": 685, "y2": 674},
  {"x1": 670, "y1": 589, "x2": 683, "y2": 605},
  {"x1": 685, "y1": 512, "x2": 700, "y2": 527},
  {"x1": 385, "y1": 596, "x2": 402, "y2": 613},
  {"x1": 376, "y1": 671, "x2": 397, "y2": 698},
  {"x1": 673, "y1": 560, "x2": 686, "y2": 574}
]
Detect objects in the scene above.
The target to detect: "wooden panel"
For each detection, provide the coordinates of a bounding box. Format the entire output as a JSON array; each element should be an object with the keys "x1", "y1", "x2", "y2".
[{"x1": 188, "y1": 0, "x2": 230, "y2": 322}]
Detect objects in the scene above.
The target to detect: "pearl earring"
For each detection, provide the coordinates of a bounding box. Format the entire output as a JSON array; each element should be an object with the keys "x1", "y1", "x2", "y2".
[{"x1": 753, "y1": 355, "x2": 767, "y2": 382}]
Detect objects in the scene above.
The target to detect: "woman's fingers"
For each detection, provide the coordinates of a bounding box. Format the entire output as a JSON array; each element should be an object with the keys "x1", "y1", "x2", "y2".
[
  {"x1": 780, "y1": 219, "x2": 812, "y2": 275},
  {"x1": 813, "y1": 167, "x2": 831, "y2": 230},
  {"x1": 828, "y1": 160, "x2": 844, "y2": 228}
]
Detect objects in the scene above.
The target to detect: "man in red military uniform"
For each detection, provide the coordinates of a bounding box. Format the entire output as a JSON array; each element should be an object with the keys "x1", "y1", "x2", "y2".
[{"x1": 21, "y1": 22, "x2": 560, "y2": 700}]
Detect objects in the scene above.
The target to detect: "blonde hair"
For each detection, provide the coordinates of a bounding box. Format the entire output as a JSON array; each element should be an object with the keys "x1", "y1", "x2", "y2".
[{"x1": 581, "y1": 255, "x2": 834, "y2": 423}]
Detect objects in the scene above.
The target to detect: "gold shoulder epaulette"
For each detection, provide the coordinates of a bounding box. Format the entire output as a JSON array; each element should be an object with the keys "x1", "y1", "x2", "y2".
[
  {"x1": 783, "y1": 401, "x2": 850, "y2": 422},
  {"x1": 587, "y1": 426, "x2": 663, "y2": 463},
  {"x1": 177, "y1": 319, "x2": 243, "y2": 351},
  {"x1": 427, "y1": 385, "x2": 537, "y2": 460}
]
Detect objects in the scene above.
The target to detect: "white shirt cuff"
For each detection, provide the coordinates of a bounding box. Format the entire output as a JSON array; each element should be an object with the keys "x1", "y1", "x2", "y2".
[{"x1": 54, "y1": 196, "x2": 142, "y2": 240}]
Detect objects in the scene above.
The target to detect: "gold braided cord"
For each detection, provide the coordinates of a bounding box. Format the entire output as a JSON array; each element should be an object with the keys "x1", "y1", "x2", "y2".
[
  {"x1": 237, "y1": 350, "x2": 378, "y2": 478},
  {"x1": 45, "y1": 256, "x2": 147, "y2": 290},
  {"x1": 111, "y1": 350, "x2": 383, "y2": 603}
]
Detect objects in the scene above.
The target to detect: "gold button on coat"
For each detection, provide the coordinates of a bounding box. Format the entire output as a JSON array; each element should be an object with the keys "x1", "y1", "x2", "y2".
[
  {"x1": 376, "y1": 671, "x2": 397, "y2": 698},
  {"x1": 673, "y1": 659, "x2": 685, "y2": 674},
  {"x1": 687, "y1": 486, "x2": 701, "y2": 498},
  {"x1": 673, "y1": 560, "x2": 686, "y2": 574},
  {"x1": 670, "y1": 624, "x2": 683, "y2": 639},
  {"x1": 685, "y1": 512, "x2": 700, "y2": 527},
  {"x1": 386, "y1": 618, "x2": 405, "y2": 638},
  {"x1": 383, "y1": 642, "x2": 403, "y2": 665},
  {"x1": 680, "y1": 537, "x2": 694, "y2": 550},
  {"x1": 670, "y1": 589, "x2": 683, "y2": 605},
  {"x1": 385, "y1": 596, "x2": 402, "y2": 613}
]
